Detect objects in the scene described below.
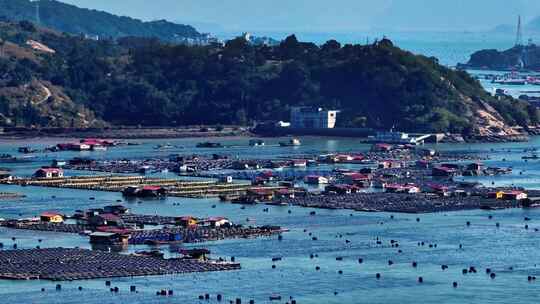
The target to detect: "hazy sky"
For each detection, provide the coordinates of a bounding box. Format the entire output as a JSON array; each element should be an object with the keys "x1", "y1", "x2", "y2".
[{"x1": 61, "y1": 0, "x2": 540, "y2": 33}]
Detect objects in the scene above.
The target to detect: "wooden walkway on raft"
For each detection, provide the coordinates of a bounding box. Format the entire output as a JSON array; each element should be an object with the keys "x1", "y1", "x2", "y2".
[{"x1": 2, "y1": 175, "x2": 267, "y2": 198}]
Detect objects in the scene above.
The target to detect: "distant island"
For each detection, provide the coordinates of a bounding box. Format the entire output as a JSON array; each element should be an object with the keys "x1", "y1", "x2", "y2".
[
  {"x1": 0, "y1": 0, "x2": 204, "y2": 43},
  {"x1": 459, "y1": 44, "x2": 540, "y2": 70},
  {"x1": 0, "y1": 18, "x2": 537, "y2": 140}
]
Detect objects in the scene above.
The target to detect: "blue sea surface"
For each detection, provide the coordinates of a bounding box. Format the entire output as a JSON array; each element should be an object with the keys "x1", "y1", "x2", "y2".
[{"x1": 0, "y1": 137, "x2": 539, "y2": 303}]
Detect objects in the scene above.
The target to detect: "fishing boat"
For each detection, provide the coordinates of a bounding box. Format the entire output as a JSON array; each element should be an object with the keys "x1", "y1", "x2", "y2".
[
  {"x1": 0, "y1": 154, "x2": 34, "y2": 163},
  {"x1": 153, "y1": 143, "x2": 174, "y2": 150},
  {"x1": 196, "y1": 142, "x2": 224, "y2": 148},
  {"x1": 249, "y1": 139, "x2": 265, "y2": 146},
  {"x1": 522, "y1": 154, "x2": 539, "y2": 160},
  {"x1": 279, "y1": 138, "x2": 301, "y2": 147},
  {"x1": 17, "y1": 147, "x2": 37, "y2": 154}
]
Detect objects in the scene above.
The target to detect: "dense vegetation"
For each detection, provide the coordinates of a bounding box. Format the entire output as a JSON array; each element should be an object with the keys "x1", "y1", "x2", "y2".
[
  {"x1": 0, "y1": 20, "x2": 538, "y2": 134},
  {"x1": 0, "y1": 0, "x2": 201, "y2": 42}
]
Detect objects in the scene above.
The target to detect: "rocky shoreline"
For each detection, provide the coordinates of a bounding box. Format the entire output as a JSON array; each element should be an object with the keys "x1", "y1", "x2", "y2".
[
  {"x1": 0, "y1": 126, "x2": 534, "y2": 143},
  {"x1": 0, "y1": 126, "x2": 252, "y2": 139}
]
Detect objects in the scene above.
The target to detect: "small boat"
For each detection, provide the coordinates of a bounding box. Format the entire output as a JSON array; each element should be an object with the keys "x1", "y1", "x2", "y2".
[
  {"x1": 269, "y1": 294, "x2": 282, "y2": 301},
  {"x1": 249, "y1": 139, "x2": 265, "y2": 146},
  {"x1": 91, "y1": 145, "x2": 107, "y2": 151},
  {"x1": 522, "y1": 154, "x2": 539, "y2": 160},
  {"x1": 196, "y1": 142, "x2": 224, "y2": 148},
  {"x1": 279, "y1": 138, "x2": 301, "y2": 147},
  {"x1": 0, "y1": 154, "x2": 34, "y2": 163},
  {"x1": 18, "y1": 147, "x2": 37, "y2": 154},
  {"x1": 154, "y1": 143, "x2": 174, "y2": 150}
]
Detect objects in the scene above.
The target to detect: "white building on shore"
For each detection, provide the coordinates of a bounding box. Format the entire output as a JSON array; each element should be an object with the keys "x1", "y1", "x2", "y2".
[{"x1": 290, "y1": 107, "x2": 339, "y2": 129}]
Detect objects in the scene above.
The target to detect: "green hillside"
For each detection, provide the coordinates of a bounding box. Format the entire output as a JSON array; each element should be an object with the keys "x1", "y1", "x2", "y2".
[
  {"x1": 0, "y1": 0, "x2": 202, "y2": 42},
  {"x1": 0, "y1": 20, "x2": 537, "y2": 137}
]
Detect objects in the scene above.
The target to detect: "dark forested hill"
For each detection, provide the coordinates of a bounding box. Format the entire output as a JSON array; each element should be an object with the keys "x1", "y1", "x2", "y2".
[
  {"x1": 0, "y1": 0, "x2": 202, "y2": 42},
  {"x1": 461, "y1": 44, "x2": 540, "y2": 70},
  {"x1": 0, "y1": 20, "x2": 537, "y2": 137}
]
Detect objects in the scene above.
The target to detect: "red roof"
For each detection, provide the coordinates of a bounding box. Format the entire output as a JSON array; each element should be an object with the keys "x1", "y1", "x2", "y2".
[
  {"x1": 277, "y1": 188, "x2": 293, "y2": 194},
  {"x1": 142, "y1": 186, "x2": 163, "y2": 191},
  {"x1": 343, "y1": 173, "x2": 369, "y2": 180},
  {"x1": 37, "y1": 168, "x2": 62, "y2": 174},
  {"x1": 248, "y1": 188, "x2": 274, "y2": 195},
  {"x1": 504, "y1": 190, "x2": 525, "y2": 195},
  {"x1": 81, "y1": 138, "x2": 113, "y2": 145},
  {"x1": 41, "y1": 211, "x2": 62, "y2": 217}
]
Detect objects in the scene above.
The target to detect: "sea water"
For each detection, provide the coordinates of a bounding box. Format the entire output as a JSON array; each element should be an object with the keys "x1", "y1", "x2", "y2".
[{"x1": 0, "y1": 137, "x2": 539, "y2": 303}]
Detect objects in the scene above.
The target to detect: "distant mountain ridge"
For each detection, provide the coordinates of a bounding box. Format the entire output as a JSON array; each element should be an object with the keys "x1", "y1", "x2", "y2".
[{"x1": 0, "y1": 0, "x2": 202, "y2": 42}]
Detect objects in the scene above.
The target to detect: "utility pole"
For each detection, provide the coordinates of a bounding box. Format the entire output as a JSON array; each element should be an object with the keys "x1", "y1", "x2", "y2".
[
  {"x1": 515, "y1": 15, "x2": 523, "y2": 47},
  {"x1": 30, "y1": 0, "x2": 41, "y2": 25}
]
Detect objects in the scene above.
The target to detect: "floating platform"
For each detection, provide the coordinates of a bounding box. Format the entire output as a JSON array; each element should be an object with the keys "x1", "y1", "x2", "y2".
[
  {"x1": 1, "y1": 220, "x2": 283, "y2": 244},
  {"x1": 278, "y1": 193, "x2": 521, "y2": 213},
  {"x1": 0, "y1": 248, "x2": 240, "y2": 281},
  {"x1": 3, "y1": 175, "x2": 253, "y2": 198}
]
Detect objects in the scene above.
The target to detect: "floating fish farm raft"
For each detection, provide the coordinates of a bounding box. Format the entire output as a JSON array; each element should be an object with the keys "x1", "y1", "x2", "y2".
[
  {"x1": 3, "y1": 175, "x2": 257, "y2": 198},
  {"x1": 0, "y1": 248, "x2": 240, "y2": 281},
  {"x1": 277, "y1": 193, "x2": 526, "y2": 213},
  {"x1": 1, "y1": 219, "x2": 284, "y2": 244}
]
